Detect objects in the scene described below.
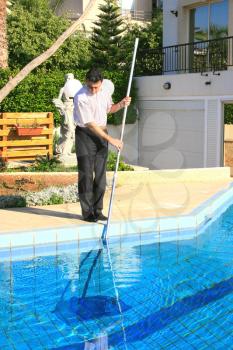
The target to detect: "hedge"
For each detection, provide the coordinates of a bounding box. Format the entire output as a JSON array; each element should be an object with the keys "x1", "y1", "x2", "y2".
[{"x1": 0, "y1": 68, "x2": 138, "y2": 126}]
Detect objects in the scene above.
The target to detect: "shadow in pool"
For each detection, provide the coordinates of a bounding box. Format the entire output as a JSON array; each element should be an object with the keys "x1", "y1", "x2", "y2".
[
  {"x1": 54, "y1": 246, "x2": 130, "y2": 331},
  {"x1": 55, "y1": 295, "x2": 130, "y2": 321},
  {"x1": 51, "y1": 275, "x2": 233, "y2": 349}
]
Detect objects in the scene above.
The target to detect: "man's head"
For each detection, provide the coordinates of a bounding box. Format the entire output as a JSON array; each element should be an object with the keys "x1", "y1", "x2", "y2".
[{"x1": 86, "y1": 68, "x2": 103, "y2": 94}]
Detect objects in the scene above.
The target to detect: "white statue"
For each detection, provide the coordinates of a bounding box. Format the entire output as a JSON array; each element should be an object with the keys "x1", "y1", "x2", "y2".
[
  {"x1": 53, "y1": 73, "x2": 82, "y2": 156},
  {"x1": 102, "y1": 79, "x2": 115, "y2": 96}
]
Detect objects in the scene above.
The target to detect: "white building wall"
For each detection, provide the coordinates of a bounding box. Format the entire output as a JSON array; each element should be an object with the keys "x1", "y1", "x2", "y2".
[
  {"x1": 136, "y1": 71, "x2": 233, "y2": 99},
  {"x1": 120, "y1": 0, "x2": 134, "y2": 10},
  {"x1": 135, "y1": 72, "x2": 233, "y2": 169},
  {"x1": 163, "y1": 0, "x2": 179, "y2": 47}
]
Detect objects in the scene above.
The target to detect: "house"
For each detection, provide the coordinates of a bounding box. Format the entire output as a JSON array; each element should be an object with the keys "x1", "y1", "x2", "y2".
[
  {"x1": 135, "y1": 0, "x2": 233, "y2": 170},
  {"x1": 53, "y1": 0, "x2": 158, "y2": 31}
]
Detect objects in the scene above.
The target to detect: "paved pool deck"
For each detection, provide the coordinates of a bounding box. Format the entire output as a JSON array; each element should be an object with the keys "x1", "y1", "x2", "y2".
[{"x1": 1, "y1": 167, "x2": 233, "y2": 234}]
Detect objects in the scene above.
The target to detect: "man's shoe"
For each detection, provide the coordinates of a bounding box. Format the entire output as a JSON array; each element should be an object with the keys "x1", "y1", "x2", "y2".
[
  {"x1": 95, "y1": 212, "x2": 108, "y2": 221},
  {"x1": 83, "y1": 213, "x2": 97, "y2": 222}
]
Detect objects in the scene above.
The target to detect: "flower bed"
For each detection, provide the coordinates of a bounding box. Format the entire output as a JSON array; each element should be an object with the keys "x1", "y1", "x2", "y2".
[
  {"x1": 0, "y1": 172, "x2": 77, "y2": 196},
  {"x1": 0, "y1": 172, "x2": 79, "y2": 208}
]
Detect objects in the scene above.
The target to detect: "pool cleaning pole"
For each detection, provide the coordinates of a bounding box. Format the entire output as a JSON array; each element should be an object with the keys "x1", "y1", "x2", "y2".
[{"x1": 102, "y1": 38, "x2": 139, "y2": 244}]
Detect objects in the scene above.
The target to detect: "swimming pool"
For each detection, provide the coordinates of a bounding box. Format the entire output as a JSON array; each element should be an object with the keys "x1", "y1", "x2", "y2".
[{"x1": 1, "y1": 203, "x2": 233, "y2": 349}]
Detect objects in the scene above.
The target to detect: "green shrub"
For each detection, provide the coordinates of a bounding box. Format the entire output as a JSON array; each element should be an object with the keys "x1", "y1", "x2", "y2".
[
  {"x1": 47, "y1": 193, "x2": 64, "y2": 205},
  {"x1": 224, "y1": 104, "x2": 233, "y2": 124},
  {"x1": 0, "y1": 195, "x2": 26, "y2": 208},
  {"x1": 107, "y1": 151, "x2": 134, "y2": 171},
  {"x1": 30, "y1": 155, "x2": 62, "y2": 172},
  {"x1": 0, "y1": 69, "x2": 86, "y2": 126},
  {"x1": 53, "y1": 130, "x2": 60, "y2": 154},
  {"x1": 0, "y1": 68, "x2": 137, "y2": 126}
]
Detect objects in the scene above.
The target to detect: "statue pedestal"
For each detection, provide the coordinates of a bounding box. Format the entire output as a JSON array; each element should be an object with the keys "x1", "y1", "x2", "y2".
[{"x1": 58, "y1": 154, "x2": 77, "y2": 167}]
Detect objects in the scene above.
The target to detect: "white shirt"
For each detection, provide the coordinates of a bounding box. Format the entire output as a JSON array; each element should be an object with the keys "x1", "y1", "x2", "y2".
[{"x1": 73, "y1": 85, "x2": 113, "y2": 127}]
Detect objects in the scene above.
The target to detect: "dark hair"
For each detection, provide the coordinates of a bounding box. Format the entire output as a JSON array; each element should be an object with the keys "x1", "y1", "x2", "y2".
[{"x1": 86, "y1": 67, "x2": 103, "y2": 83}]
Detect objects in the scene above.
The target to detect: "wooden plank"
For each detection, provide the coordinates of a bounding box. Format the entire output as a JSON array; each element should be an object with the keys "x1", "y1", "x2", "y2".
[
  {"x1": 1, "y1": 112, "x2": 50, "y2": 118},
  {"x1": 7, "y1": 146, "x2": 47, "y2": 151},
  {"x1": 8, "y1": 146, "x2": 47, "y2": 151},
  {"x1": 48, "y1": 112, "x2": 54, "y2": 157},
  {"x1": 6, "y1": 156, "x2": 40, "y2": 161},
  {"x1": 0, "y1": 129, "x2": 53, "y2": 136},
  {"x1": 0, "y1": 118, "x2": 53, "y2": 125},
  {"x1": 0, "y1": 130, "x2": 10, "y2": 136},
  {"x1": 0, "y1": 140, "x2": 53, "y2": 147},
  {"x1": 1, "y1": 150, "x2": 49, "y2": 157},
  {"x1": 0, "y1": 121, "x2": 2, "y2": 158},
  {"x1": 2, "y1": 118, "x2": 7, "y2": 158}
]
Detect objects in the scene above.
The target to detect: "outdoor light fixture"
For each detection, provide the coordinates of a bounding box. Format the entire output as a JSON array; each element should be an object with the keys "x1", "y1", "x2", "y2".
[
  {"x1": 163, "y1": 82, "x2": 171, "y2": 90},
  {"x1": 170, "y1": 10, "x2": 178, "y2": 17}
]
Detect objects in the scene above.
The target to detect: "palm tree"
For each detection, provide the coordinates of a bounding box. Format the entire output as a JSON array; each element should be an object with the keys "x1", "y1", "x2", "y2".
[
  {"x1": 0, "y1": 0, "x2": 96, "y2": 103},
  {"x1": 0, "y1": 0, "x2": 8, "y2": 68}
]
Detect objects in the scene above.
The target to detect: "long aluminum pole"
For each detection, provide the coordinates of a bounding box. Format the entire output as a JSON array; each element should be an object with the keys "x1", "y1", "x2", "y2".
[{"x1": 102, "y1": 38, "x2": 139, "y2": 243}]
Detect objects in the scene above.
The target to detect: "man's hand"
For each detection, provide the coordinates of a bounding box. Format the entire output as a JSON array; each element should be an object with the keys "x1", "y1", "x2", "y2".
[
  {"x1": 85, "y1": 122, "x2": 123, "y2": 150},
  {"x1": 109, "y1": 96, "x2": 132, "y2": 114},
  {"x1": 109, "y1": 137, "x2": 123, "y2": 151},
  {"x1": 120, "y1": 96, "x2": 131, "y2": 107}
]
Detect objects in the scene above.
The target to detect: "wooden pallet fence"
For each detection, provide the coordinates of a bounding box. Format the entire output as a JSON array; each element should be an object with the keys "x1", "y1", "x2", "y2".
[{"x1": 0, "y1": 112, "x2": 53, "y2": 161}]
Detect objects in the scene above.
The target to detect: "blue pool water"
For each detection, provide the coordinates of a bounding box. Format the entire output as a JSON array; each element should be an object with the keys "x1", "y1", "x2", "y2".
[{"x1": 1, "y1": 206, "x2": 233, "y2": 349}]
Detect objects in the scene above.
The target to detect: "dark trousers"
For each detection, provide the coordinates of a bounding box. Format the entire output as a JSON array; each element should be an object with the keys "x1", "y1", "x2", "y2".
[{"x1": 75, "y1": 126, "x2": 108, "y2": 218}]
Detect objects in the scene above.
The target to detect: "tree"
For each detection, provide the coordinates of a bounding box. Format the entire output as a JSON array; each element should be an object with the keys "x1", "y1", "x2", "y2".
[
  {"x1": 123, "y1": 9, "x2": 163, "y2": 75},
  {"x1": 0, "y1": 0, "x2": 8, "y2": 68},
  {"x1": 0, "y1": 0, "x2": 96, "y2": 103},
  {"x1": 7, "y1": 0, "x2": 90, "y2": 70},
  {"x1": 90, "y1": 0, "x2": 125, "y2": 70}
]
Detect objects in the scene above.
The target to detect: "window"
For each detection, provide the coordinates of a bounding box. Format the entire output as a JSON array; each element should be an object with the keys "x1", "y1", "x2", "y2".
[
  {"x1": 189, "y1": 0, "x2": 229, "y2": 72},
  {"x1": 190, "y1": 0, "x2": 228, "y2": 42}
]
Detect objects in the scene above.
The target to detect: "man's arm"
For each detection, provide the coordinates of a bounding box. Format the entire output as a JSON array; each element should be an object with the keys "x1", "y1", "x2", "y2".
[
  {"x1": 84, "y1": 97, "x2": 131, "y2": 150},
  {"x1": 85, "y1": 122, "x2": 123, "y2": 150},
  {"x1": 109, "y1": 97, "x2": 131, "y2": 114}
]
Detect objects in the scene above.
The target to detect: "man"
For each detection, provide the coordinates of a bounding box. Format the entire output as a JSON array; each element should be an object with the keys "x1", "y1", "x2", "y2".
[{"x1": 73, "y1": 68, "x2": 131, "y2": 222}]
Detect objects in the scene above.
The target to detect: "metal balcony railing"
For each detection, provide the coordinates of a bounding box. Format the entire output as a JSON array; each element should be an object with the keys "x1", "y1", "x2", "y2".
[
  {"x1": 136, "y1": 36, "x2": 233, "y2": 76},
  {"x1": 121, "y1": 9, "x2": 152, "y2": 21}
]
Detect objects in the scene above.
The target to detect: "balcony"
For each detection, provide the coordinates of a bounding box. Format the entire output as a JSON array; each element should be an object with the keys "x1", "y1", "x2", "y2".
[{"x1": 136, "y1": 36, "x2": 233, "y2": 76}]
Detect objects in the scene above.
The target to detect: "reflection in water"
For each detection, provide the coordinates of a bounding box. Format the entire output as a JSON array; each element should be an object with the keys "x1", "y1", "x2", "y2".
[
  {"x1": 84, "y1": 333, "x2": 108, "y2": 350},
  {"x1": 54, "y1": 244, "x2": 130, "y2": 348}
]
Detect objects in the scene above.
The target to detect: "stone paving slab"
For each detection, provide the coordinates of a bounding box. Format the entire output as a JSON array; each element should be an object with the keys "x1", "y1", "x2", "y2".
[{"x1": 1, "y1": 179, "x2": 233, "y2": 234}]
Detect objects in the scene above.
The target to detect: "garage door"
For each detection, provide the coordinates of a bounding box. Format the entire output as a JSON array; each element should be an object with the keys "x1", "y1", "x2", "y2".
[{"x1": 138, "y1": 100, "x2": 205, "y2": 169}]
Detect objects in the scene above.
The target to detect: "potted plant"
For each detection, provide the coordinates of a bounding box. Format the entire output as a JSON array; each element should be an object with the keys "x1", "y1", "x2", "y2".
[{"x1": 15, "y1": 120, "x2": 44, "y2": 136}]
